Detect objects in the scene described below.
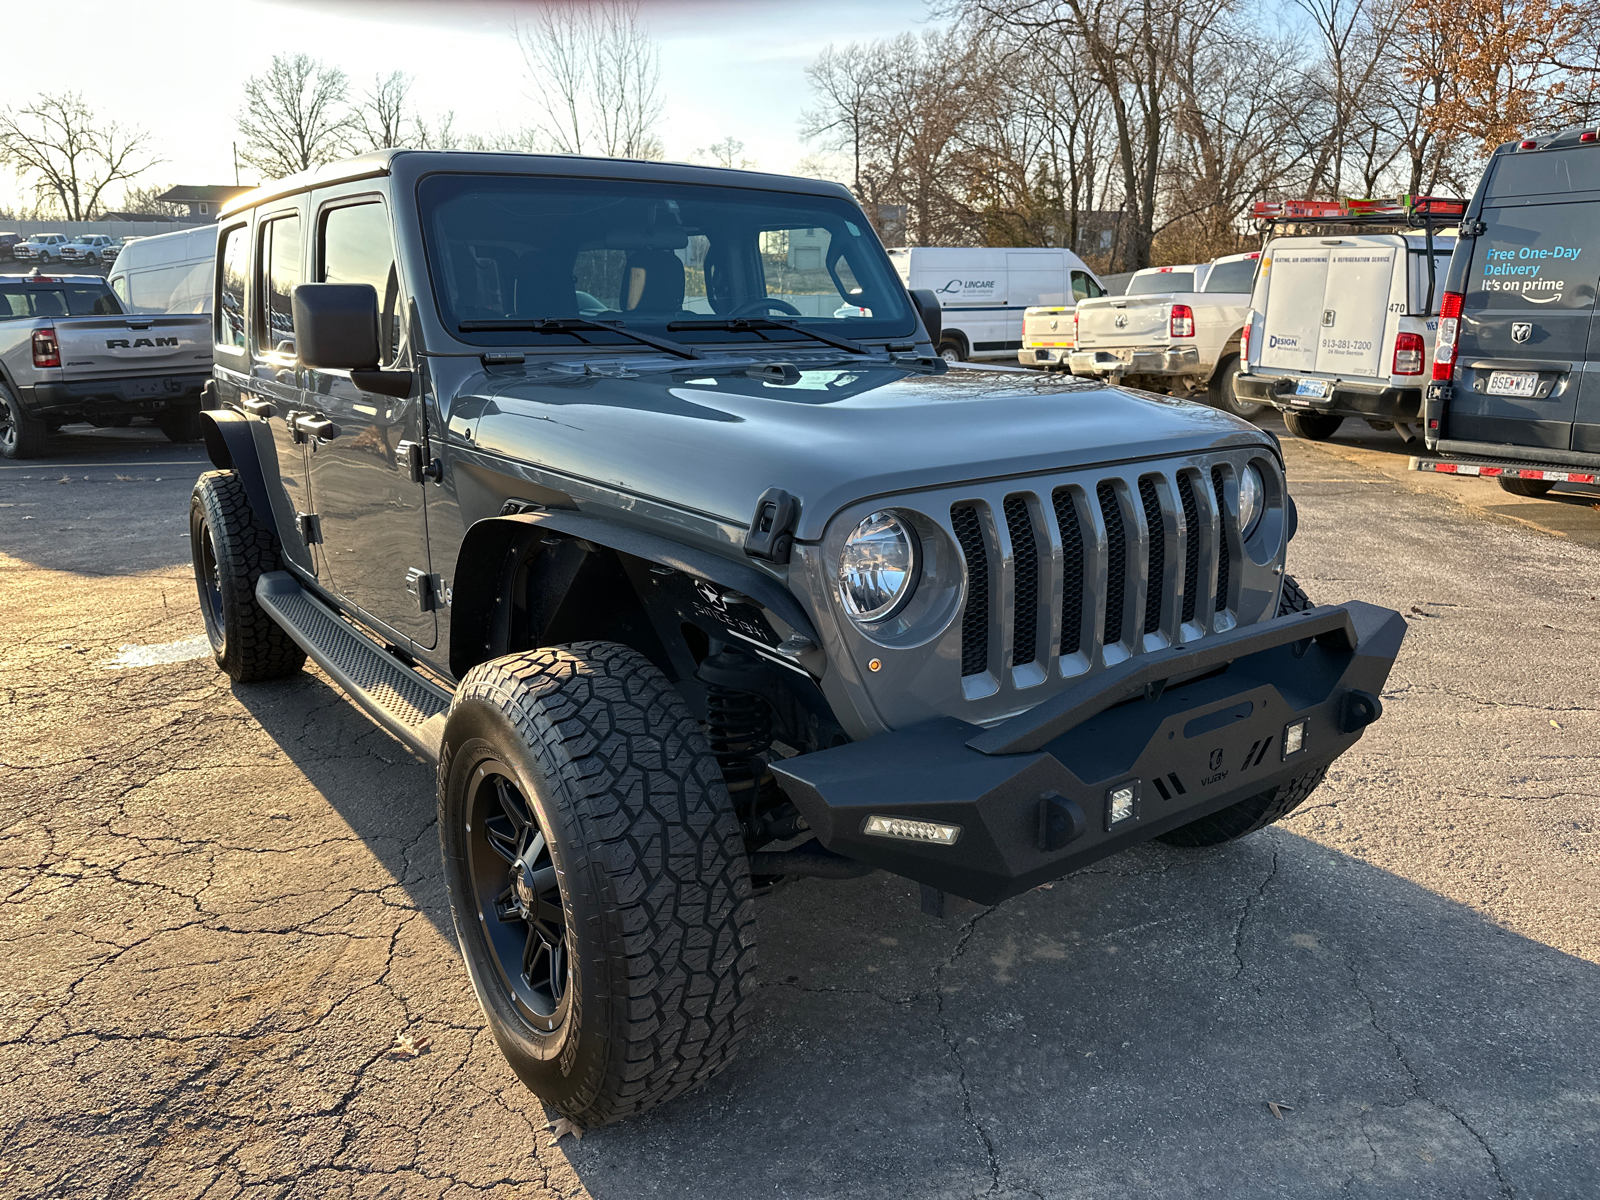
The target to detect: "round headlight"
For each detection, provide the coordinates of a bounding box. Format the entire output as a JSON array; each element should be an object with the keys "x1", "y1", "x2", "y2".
[
  {"x1": 1238, "y1": 464, "x2": 1265, "y2": 539},
  {"x1": 838, "y1": 511, "x2": 920, "y2": 623}
]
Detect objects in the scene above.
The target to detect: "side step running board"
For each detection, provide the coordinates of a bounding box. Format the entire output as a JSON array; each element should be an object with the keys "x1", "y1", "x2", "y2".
[{"x1": 255, "y1": 571, "x2": 452, "y2": 761}]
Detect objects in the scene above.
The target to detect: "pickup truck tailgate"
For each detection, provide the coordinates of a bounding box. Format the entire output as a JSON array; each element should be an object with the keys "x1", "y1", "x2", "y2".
[
  {"x1": 54, "y1": 315, "x2": 211, "y2": 379},
  {"x1": 1075, "y1": 298, "x2": 1169, "y2": 349}
]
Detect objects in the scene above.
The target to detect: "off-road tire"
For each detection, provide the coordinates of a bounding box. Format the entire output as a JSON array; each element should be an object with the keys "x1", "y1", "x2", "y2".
[
  {"x1": 1499, "y1": 476, "x2": 1555, "y2": 498},
  {"x1": 1209, "y1": 354, "x2": 1264, "y2": 419},
  {"x1": 439, "y1": 642, "x2": 757, "y2": 1129},
  {"x1": 159, "y1": 406, "x2": 205, "y2": 443},
  {"x1": 0, "y1": 381, "x2": 49, "y2": 460},
  {"x1": 1283, "y1": 410, "x2": 1343, "y2": 441},
  {"x1": 1157, "y1": 574, "x2": 1326, "y2": 846},
  {"x1": 189, "y1": 470, "x2": 306, "y2": 682}
]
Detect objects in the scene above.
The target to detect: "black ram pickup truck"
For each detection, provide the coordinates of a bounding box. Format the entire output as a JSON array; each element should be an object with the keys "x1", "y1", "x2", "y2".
[{"x1": 187, "y1": 149, "x2": 1406, "y2": 1128}]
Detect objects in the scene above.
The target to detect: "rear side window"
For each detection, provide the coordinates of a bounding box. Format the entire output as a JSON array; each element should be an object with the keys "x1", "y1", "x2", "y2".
[
  {"x1": 1127, "y1": 271, "x2": 1194, "y2": 295},
  {"x1": 0, "y1": 283, "x2": 121, "y2": 317},
  {"x1": 319, "y1": 201, "x2": 400, "y2": 363},
  {"x1": 258, "y1": 214, "x2": 301, "y2": 355},
  {"x1": 1203, "y1": 259, "x2": 1257, "y2": 293},
  {"x1": 217, "y1": 225, "x2": 248, "y2": 350},
  {"x1": 1071, "y1": 270, "x2": 1105, "y2": 302}
]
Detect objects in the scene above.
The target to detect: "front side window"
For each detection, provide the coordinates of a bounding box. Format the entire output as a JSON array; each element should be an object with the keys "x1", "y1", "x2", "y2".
[
  {"x1": 419, "y1": 174, "x2": 914, "y2": 349},
  {"x1": 217, "y1": 224, "x2": 248, "y2": 350},
  {"x1": 258, "y1": 213, "x2": 302, "y2": 355},
  {"x1": 319, "y1": 200, "x2": 400, "y2": 363},
  {"x1": 1071, "y1": 271, "x2": 1104, "y2": 302}
]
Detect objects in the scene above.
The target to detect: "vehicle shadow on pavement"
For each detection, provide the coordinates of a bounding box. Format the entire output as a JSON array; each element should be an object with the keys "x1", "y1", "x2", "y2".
[{"x1": 234, "y1": 671, "x2": 1599, "y2": 1199}]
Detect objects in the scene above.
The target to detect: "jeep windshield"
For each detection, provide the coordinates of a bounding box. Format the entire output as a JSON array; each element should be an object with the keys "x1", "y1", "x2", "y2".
[{"x1": 419, "y1": 174, "x2": 917, "y2": 351}]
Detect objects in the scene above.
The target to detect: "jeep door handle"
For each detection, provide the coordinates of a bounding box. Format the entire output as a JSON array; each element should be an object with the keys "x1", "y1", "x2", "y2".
[
  {"x1": 239, "y1": 396, "x2": 275, "y2": 419},
  {"x1": 293, "y1": 413, "x2": 341, "y2": 441}
]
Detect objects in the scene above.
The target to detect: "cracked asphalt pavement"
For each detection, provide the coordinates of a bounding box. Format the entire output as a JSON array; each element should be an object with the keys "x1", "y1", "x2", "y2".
[{"x1": 3, "y1": 422, "x2": 1597, "y2": 1199}]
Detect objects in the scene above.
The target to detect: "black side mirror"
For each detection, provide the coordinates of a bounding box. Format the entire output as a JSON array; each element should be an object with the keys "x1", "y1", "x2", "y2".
[
  {"x1": 292, "y1": 283, "x2": 381, "y2": 369},
  {"x1": 910, "y1": 288, "x2": 942, "y2": 347},
  {"x1": 291, "y1": 282, "x2": 414, "y2": 398}
]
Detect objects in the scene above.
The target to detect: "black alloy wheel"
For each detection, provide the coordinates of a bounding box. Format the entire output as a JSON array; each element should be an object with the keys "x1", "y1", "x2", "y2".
[
  {"x1": 0, "y1": 382, "x2": 47, "y2": 459},
  {"x1": 467, "y1": 763, "x2": 571, "y2": 1033}
]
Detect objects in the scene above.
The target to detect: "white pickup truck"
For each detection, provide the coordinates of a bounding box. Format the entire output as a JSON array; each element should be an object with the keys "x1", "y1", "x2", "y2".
[
  {"x1": 1067, "y1": 253, "x2": 1261, "y2": 416},
  {"x1": 0, "y1": 272, "x2": 212, "y2": 458}
]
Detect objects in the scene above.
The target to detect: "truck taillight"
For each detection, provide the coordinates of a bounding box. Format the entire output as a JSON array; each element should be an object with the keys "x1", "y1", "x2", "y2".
[
  {"x1": 31, "y1": 327, "x2": 59, "y2": 368},
  {"x1": 1392, "y1": 332, "x2": 1425, "y2": 375},
  {"x1": 1170, "y1": 304, "x2": 1195, "y2": 338},
  {"x1": 1432, "y1": 292, "x2": 1463, "y2": 381},
  {"x1": 1241, "y1": 315, "x2": 1252, "y2": 363},
  {"x1": 1073, "y1": 308, "x2": 1079, "y2": 346}
]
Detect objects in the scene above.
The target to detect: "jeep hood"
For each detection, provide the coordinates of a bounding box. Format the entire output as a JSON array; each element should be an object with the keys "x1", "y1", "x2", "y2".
[{"x1": 458, "y1": 360, "x2": 1272, "y2": 541}]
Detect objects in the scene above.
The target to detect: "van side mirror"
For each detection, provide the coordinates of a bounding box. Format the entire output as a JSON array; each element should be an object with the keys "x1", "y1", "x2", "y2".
[
  {"x1": 291, "y1": 282, "x2": 415, "y2": 398},
  {"x1": 292, "y1": 283, "x2": 381, "y2": 369},
  {"x1": 910, "y1": 288, "x2": 942, "y2": 347}
]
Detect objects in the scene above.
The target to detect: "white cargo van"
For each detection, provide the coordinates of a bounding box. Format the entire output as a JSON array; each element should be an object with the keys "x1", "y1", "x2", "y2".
[
  {"x1": 107, "y1": 225, "x2": 215, "y2": 315},
  {"x1": 1234, "y1": 198, "x2": 1462, "y2": 440},
  {"x1": 885, "y1": 247, "x2": 1105, "y2": 363}
]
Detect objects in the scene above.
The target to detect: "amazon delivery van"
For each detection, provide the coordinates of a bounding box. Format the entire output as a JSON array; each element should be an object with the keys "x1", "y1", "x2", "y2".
[{"x1": 885, "y1": 247, "x2": 1104, "y2": 363}]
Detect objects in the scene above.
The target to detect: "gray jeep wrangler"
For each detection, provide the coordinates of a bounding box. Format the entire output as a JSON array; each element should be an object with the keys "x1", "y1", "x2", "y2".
[{"x1": 188, "y1": 150, "x2": 1406, "y2": 1127}]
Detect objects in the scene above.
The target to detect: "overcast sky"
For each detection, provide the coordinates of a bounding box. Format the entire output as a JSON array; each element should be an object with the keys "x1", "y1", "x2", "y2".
[{"x1": 0, "y1": 0, "x2": 937, "y2": 209}]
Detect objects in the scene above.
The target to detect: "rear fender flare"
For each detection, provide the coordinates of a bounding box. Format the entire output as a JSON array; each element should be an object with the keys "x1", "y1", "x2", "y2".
[
  {"x1": 449, "y1": 511, "x2": 820, "y2": 679},
  {"x1": 200, "y1": 408, "x2": 276, "y2": 528}
]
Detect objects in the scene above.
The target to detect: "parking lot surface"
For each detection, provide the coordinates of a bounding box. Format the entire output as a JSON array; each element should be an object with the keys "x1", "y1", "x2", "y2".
[{"x1": 2, "y1": 419, "x2": 1597, "y2": 1199}]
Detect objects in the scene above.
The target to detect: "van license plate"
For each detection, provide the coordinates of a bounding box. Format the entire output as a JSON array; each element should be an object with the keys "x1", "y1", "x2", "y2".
[
  {"x1": 1294, "y1": 379, "x2": 1330, "y2": 398},
  {"x1": 1487, "y1": 371, "x2": 1538, "y2": 398}
]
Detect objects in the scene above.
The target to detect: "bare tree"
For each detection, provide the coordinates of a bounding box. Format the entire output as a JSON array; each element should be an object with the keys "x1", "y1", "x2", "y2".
[
  {"x1": 695, "y1": 137, "x2": 756, "y2": 169},
  {"x1": 514, "y1": 1, "x2": 664, "y2": 159},
  {"x1": 237, "y1": 53, "x2": 356, "y2": 179},
  {"x1": 352, "y1": 71, "x2": 413, "y2": 152},
  {"x1": 0, "y1": 92, "x2": 159, "y2": 221},
  {"x1": 116, "y1": 182, "x2": 186, "y2": 218},
  {"x1": 801, "y1": 43, "x2": 879, "y2": 196}
]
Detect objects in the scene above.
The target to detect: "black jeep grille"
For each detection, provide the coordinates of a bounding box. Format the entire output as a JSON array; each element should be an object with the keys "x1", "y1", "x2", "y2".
[
  {"x1": 1003, "y1": 495, "x2": 1039, "y2": 669},
  {"x1": 1178, "y1": 473, "x2": 1201, "y2": 624},
  {"x1": 951, "y1": 503, "x2": 990, "y2": 677},
  {"x1": 1097, "y1": 482, "x2": 1127, "y2": 646},
  {"x1": 1138, "y1": 477, "x2": 1165, "y2": 636}
]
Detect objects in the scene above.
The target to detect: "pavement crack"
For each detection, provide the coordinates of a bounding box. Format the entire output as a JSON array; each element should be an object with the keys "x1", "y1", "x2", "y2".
[
  {"x1": 1344, "y1": 956, "x2": 1514, "y2": 1197},
  {"x1": 1230, "y1": 850, "x2": 1278, "y2": 981}
]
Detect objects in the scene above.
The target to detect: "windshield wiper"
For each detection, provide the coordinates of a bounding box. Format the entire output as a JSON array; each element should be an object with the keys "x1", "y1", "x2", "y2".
[
  {"x1": 666, "y1": 317, "x2": 870, "y2": 356},
  {"x1": 457, "y1": 317, "x2": 703, "y2": 360}
]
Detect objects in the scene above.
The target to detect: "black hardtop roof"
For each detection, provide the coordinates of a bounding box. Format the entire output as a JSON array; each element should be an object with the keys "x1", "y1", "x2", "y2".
[{"x1": 220, "y1": 148, "x2": 856, "y2": 218}]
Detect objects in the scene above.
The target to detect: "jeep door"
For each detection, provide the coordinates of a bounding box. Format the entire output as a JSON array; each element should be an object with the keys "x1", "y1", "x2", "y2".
[
  {"x1": 211, "y1": 216, "x2": 315, "y2": 574},
  {"x1": 1453, "y1": 152, "x2": 1599, "y2": 452},
  {"x1": 302, "y1": 191, "x2": 436, "y2": 648},
  {"x1": 249, "y1": 202, "x2": 322, "y2": 573}
]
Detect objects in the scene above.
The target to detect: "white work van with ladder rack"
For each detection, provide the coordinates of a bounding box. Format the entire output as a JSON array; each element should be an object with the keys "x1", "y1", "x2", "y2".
[{"x1": 1233, "y1": 198, "x2": 1462, "y2": 441}]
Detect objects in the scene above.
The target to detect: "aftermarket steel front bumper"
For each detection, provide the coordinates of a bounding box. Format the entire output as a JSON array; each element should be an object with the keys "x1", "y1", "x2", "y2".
[{"x1": 771, "y1": 602, "x2": 1405, "y2": 905}]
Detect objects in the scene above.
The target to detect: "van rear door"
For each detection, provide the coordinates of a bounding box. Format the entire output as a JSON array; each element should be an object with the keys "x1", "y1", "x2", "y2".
[
  {"x1": 1257, "y1": 243, "x2": 1327, "y2": 373},
  {"x1": 1451, "y1": 150, "x2": 1599, "y2": 452},
  {"x1": 1314, "y1": 243, "x2": 1393, "y2": 377}
]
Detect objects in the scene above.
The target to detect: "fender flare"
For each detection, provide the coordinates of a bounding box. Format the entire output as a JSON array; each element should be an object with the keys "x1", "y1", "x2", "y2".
[
  {"x1": 199, "y1": 408, "x2": 276, "y2": 528},
  {"x1": 449, "y1": 510, "x2": 820, "y2": 678}
]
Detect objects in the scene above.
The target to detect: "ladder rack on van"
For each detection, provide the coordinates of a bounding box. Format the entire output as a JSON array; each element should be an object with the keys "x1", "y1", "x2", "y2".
[{"x1": 1250, "y1": 196, "x2": 1466, "y2": 314}]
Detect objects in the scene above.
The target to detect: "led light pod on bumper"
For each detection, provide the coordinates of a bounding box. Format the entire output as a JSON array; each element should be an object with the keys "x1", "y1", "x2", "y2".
[{"x1": 770, "y1": 600, "x2": 1407, "y2": 905}]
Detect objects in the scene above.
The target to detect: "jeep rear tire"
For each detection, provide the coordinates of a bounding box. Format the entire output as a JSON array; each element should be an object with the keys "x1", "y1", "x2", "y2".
[
  {"x1": 190, "y1": 471, "x2": 307, "y2": 682},
  {"x1": 0, "y1": 381, "x2": 48, "y2": 460},
  {"x1": 1283, "y1": 410, "x2": 1343, "y2": 441},
  {"x1": 1157, "y1": 575, "x2": 1327, "y2": 847},
  {"x1": 439, "y1": 642, "x2": 756, "y2": 1129}
]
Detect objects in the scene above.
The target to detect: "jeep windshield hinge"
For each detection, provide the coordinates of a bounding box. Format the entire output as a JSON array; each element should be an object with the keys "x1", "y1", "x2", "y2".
[
  {"x1": 744, "y1": 487, "x2": 800, "y2": 565},
  {"x1": 296, "y1": 512, "x2": 322, "y2": 545}
]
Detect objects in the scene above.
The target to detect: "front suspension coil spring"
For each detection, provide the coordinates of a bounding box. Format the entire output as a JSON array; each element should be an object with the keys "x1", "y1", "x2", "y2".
[{"x1": 705, "y1": 682, "x2": 773, "y2": 799}]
